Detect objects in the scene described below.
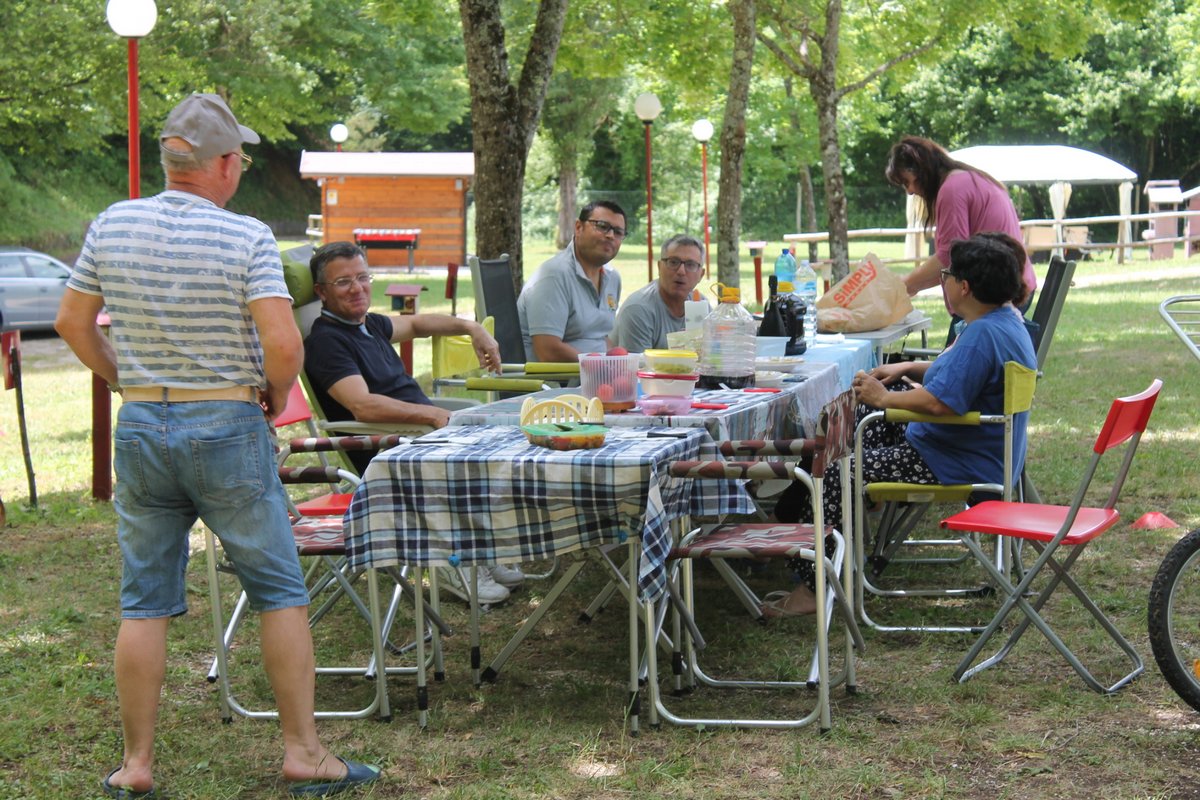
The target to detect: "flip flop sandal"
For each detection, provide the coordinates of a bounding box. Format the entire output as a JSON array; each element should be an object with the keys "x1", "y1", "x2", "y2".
[
  {"x1": 102, "y1": 770, "x2": 158, "y2": 799},
  {"x1": 759, "y1": 590, "x2": 814, "y2": 619},
  {"x1": 289, "y1": 757, "x2": 381, "y2": 797}
]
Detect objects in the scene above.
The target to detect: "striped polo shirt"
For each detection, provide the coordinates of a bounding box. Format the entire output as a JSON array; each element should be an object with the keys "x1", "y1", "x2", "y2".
[{"x1": 70, "y1": 190, "x2": 291, "y2": 389}]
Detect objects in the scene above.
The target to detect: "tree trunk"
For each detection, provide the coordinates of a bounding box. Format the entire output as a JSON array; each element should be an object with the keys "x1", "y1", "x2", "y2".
[
  {"x1": 783, "y1": 76, "x2": 820, "y2": 264},
  {"x1": 556, "y1": 158, "x2": 578, "y2": 250},
  {"x1": 715, "y1": 0, "x2": 756, "y2": 291},
  {"x1": 812, "y1": 0, "x2": 851, "y2": 281},
  {"x1": 799, "y1": 168, "x2": 819, "y2": 263},
  {"x1": 459, "y1": 0, "x2": 567, "y2": 293},
  {"x1": 812, "y1": 86, "x2": 850, "y2": 281}
]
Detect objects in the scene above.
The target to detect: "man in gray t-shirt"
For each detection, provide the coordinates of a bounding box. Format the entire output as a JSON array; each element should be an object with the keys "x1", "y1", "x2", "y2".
[
  {"x1": 614, "y1": 234, "x2": 709, "y2": 353},
  {"x1": 56, "y1": 93, "x2": 378, "y2": 797},
  {"x1": 517, "y1": 200, "x2": 626, "y2": 361}
]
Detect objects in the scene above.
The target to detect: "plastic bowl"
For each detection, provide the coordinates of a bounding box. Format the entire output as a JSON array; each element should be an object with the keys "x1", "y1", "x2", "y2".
[
  {"x1": 643, "y1": 348, "x2": 699, "y2": 375},
  {"x1": 637, "y1": 395, "x2": 692, "y2": 417},
  {"x1": 637, "y1": 370, "x2": 698, "y2": 397},
  {"x1": 578, "y1": 353, "x2": 640, "y2": 411},
  {"x1": 756, "y1": 337, "x2": 789, "y2": 358}
]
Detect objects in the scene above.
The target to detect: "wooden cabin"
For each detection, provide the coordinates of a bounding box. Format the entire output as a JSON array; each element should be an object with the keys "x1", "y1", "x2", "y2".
[{"x1": 298, "y1": 151, "x2": 474, "y2": 269}]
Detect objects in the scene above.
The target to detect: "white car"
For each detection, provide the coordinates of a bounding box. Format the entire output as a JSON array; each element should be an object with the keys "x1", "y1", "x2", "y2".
[{"x1": 0, "y1": 247, "x2": 72, "y2": 332}]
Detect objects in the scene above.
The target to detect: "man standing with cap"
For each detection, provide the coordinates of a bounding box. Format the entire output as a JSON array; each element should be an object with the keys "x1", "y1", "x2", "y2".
[{"x1": 56, "y1": 93, "x2": 380, "y2": 798}]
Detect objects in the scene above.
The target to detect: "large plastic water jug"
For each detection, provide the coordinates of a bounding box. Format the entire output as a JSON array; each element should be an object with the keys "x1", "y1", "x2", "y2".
[{"x1": 698, "y1": 284, "x2": 757, "y2": 390}]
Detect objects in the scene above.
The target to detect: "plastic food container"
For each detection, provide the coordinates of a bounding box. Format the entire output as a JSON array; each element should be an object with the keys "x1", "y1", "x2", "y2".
[
  {"x1": 756, "y1": 337, "x2": 789, "y2": 358},
  {"x1": 643, "y1": 348, "x2": 699, "y2": 375},
  {"x1": 636, "y1": 395, "x2": 692, "y2": 416},
  {"x1": 521, "y1": 422, "x2": 608, "y2": 450},
  {"x1": 754, "y1": 370, "x2": 787, "y2": 388},
  {"x1": 578, "y1": 353, "x2": 640, "y2": 411},
  {"x1": 637, "y1": 370, "x2": 698, "y2": 397}
]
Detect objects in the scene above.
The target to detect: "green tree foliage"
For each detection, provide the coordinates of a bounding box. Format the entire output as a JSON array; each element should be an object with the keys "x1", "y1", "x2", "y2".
[
  {"x1": 865, "y1": 2, "x2": 1200, "y2": 212},
  {"x1": 539, "y1": 71, "x2": 624, "y2": 247},
  {"x1": 0, "y1": 0, "x2": 467, "y2": 157},
  {"x1": 0, "y1": 1, "x2": 128, "y2": 158},
  {"x1": 5, "y1": 0, "x2": 1199, "y2": 258}
]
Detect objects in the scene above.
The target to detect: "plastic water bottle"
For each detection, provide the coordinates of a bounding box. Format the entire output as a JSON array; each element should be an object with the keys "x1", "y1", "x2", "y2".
[
  {"x1": 698, "y1": 285, "x2": 757, "y2": 390},
  {"x1": 773, "y1": 248, "x2": 796, "y2": 286},
  {"x1": 795, "y1": 258, "x2": 819, "y2": 348}
]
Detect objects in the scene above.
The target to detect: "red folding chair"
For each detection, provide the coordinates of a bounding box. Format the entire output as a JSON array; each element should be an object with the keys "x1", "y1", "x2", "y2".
[{"x1": 940, "y1": 379, "x2": 1162, "y2": 692}]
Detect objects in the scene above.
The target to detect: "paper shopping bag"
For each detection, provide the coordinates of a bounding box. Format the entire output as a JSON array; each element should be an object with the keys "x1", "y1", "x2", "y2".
[{"x1": 815, "y1": 253, "x2": 913, "y2": 333}]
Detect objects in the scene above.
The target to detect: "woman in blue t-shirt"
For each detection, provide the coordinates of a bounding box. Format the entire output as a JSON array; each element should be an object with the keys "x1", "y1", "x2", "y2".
[{"x1": 765, "y1": 234, "x2": 1037, "y2": 617}]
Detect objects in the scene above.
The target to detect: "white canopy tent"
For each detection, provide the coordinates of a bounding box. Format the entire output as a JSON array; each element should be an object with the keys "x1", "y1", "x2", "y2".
[{"x1": 904, "y1": 145, "x2": 1138, "y2": 259}]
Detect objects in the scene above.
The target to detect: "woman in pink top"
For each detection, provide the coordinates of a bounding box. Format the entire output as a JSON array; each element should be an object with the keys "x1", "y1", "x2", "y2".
[{"x1": 886, "y1": 136, "x2": 1037, "y2": 342}]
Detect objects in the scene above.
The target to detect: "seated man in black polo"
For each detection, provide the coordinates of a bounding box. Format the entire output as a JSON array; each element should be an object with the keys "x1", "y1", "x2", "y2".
[{"x1": 304, "y1": 241, "x2": 520, "y2": 602}]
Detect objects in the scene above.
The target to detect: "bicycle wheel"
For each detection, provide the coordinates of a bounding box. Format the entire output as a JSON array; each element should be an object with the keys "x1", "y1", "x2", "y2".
[{"x1": 1148, "y1": 527, "x2": 1200, "y2": 713}]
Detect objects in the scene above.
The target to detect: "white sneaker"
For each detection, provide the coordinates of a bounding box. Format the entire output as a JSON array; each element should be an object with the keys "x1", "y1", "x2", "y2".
[
  {"x1": 488, "y1": 564, "x2": 526, "y2": 588},
  {"x1": 440, "y1": 566, "x2": 510, "y2": 605}
]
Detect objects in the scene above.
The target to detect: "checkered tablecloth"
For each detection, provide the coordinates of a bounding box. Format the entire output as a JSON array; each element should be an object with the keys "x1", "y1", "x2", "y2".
[
  {"x1": 345, "y1": 425, "x2": 755, "y2": 599},
  {"x1": 451, "y1": 356, "x2": 849, "y2": 441}
]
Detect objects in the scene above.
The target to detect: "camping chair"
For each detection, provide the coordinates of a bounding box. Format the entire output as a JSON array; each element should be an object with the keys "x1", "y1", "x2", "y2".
[
  {"x1": 855, "y1": 361, "x2": 1038, "y2": 634},
  {"x1": 647, "y1": 390, "x2": 865, "y2": 732},
  {"x1": 276, "y1": 431, "x2": 452, "y2": 679},
  {"x1": 466, "y1": 253, "x2": 579, "y2": 386},
  {"x1": 278, "y1": 246, "x2": 477, "y2": 441},
  {"x1": 431, "y1": 316, "x2": 564, "y2": 401},
  {"x1": 1027, "y1": 256, "x2": 1076, "y2": 374},
  {"x1": 469, "y1": 253, "x2": 525, "y2": 367},
  {"x1": 431, "y1": 316, "x2": 495, "y2": 396},
  {"x1": 941, "y1": 379, "x2": 1161, "y2": 692},
  {"x1": 205, "y1": 431, "x2": 394, "y2": 722},
  {"x1": 206, "y1": 430, "x2": 456, "y2": 721}
]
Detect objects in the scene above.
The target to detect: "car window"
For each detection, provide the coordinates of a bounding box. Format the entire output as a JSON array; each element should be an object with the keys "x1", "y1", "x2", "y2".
[
  {"x1": 25, "y1": 255, "x2": 70, "y2": 279},
  {"x1": 0, "y1": 255, "x2": 27, "y2": 278}
]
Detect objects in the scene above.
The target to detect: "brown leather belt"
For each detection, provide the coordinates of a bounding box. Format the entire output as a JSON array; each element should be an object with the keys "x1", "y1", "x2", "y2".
[{"x1": 121, "y1": 386, "x2": 259, "y2": 403}]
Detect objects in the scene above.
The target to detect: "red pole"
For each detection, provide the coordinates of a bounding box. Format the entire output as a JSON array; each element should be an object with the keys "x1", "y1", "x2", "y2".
[
  {"x1": 127, "y1": 38, "x2": 140, "y2": 199},
  {"x1": 93, "y1": 37, "x2": 141, "y2": 500},
  {"x1": 93, "y1": 40, "x2": 141, "y2": 500},
  {"x1": 643, "y1": 121, "x2": 654, "y2": 282},
  {"x1": 701, "y1": 141, "x2": 710, "y2": 278},
  {"x1": 753, "y1": 254, "x2": 763, "y2": 307}
]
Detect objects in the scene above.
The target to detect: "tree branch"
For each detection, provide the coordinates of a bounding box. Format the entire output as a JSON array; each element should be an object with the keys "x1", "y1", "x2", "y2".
[
  {"x1": 834, "y1": 38, "x2": 937, "y2": 101},
  {"x1": 514, "y1": 0, "x2": 568, "y2": 142},
  {"x1": 757, "y1": 31, "x2": 812, "y2": 79}
]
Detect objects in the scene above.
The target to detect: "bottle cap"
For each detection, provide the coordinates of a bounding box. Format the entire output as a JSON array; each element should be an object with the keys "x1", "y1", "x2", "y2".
[{"x1": 714, "y1": 283, "x2": 741, "y2": 303}]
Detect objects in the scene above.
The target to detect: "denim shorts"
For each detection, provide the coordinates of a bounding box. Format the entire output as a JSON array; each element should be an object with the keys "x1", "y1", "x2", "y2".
[{"x1": 113, "y1": 400, "x2": 310, "y2": 618}]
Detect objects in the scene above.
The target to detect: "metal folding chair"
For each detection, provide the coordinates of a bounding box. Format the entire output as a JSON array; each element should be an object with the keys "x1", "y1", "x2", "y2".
[
  {"x1": 942, "y1": 379, "x2": 1162, "y2": 692},
  {"x1": 646, "y1": 390, "x2": 865, "y2": 731},
  {"x1": 206, "y1": 431, "x2": 453, "y2": 722},
  {"x1": 854, "y1": 361, "x2": 1038, "y2": 634}
]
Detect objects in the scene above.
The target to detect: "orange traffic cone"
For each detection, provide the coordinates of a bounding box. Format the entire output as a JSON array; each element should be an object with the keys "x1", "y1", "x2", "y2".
[{"x1": 1132, "y1": 512, "x2": 1179, "y2": 530}]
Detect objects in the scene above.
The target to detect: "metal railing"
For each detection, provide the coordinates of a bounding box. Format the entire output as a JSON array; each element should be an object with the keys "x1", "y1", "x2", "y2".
[{"x1": 785, "y1": 208, "x2": 1200, "y2": 267}]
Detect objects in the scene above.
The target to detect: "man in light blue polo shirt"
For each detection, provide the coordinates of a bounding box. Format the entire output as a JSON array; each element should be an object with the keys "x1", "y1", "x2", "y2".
[{"x1": 517, "y1": 200, "x2": 626, "y2": 361}]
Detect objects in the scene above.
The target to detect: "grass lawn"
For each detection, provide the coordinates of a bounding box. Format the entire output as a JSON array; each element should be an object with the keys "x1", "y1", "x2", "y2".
[{"x1": 2, "y1": 246, "x2": 1200, "y2": 799}]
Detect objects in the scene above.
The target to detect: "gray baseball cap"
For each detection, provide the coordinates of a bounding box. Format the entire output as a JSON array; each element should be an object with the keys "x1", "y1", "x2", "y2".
[{"x1": 160, "y1": 93, "x2": 260, "y2": 162}]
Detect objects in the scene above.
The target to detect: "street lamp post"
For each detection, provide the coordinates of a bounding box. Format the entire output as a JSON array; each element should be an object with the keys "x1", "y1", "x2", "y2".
[
  {"x1": 634, "y1": 93, "x2": 662, "y2": 282},
  {"x1": 691, "y1": 119, "x2": 714, "y2": 278},
  {"x1": 330, "y1": 122, "x2": 348, "y2": 152},
  {"x1": 97, "y1": 0, "x2": 157, "y2": 501}
]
